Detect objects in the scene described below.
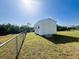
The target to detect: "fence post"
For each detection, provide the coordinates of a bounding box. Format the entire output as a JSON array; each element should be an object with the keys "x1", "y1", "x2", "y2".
[
  {"x1": 15, "y1": 33, "x2": 26, "y2": 59},
  {"x1": 15, "y1": 36, "x2": 18, "y2": 59}
]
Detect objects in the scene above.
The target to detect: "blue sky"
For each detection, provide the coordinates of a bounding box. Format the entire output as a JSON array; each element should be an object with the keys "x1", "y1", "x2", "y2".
[{"x1": 0, "y1": 0, "x2": 79, "y2": 26}]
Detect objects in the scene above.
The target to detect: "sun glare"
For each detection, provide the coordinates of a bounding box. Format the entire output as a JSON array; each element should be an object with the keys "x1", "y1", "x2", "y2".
[{"x1": 21, "y1": 0, "x2": 41, "y2": 15}]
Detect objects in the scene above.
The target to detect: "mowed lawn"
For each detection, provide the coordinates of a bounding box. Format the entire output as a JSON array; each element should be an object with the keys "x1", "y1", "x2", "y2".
[
  {"x1": 0, "y1": 34, "x2": 17, "y2": 44},
  {"x1": 0, "y1": 34, "x2": 17, "y2": 59},
  {"x1": 19, "y1": 30, "x2": 79, "y2": 59},
  {"x1": 57, "y1": 30, "x2": 79, "y2": 38}
]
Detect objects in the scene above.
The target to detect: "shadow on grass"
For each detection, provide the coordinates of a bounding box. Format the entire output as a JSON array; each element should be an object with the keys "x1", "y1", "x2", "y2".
[{"x1": 41, "y1": 34, "x2": 79, "y2": 44}]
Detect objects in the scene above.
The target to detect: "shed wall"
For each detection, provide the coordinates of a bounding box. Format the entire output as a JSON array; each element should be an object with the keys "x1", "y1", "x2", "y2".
[{"x1": 34, "y1": 19, "x2": 57, "y2": 35}]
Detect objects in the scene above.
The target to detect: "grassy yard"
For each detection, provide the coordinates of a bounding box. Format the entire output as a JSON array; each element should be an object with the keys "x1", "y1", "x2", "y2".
[
  {"x1": 19, "y1": 30, "x2": 79, "y2": 59},
  {"x1": 0, "y1": 34, "x2": 17, "y2": 44},
  {"x1": 57, "y1": 30, "x2": 79, "y2": 38},
  {"x1": 0, "y1": 34, "x2": 17, "y2": 59},
  {"x1": 0, "y1": 33, "x2": 24, "y2": 59},
  {"x1": 0, "y1": 31, "x2": 79, "y2": 59}
]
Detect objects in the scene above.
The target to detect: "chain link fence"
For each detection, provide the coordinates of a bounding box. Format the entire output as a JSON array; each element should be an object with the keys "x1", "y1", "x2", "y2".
[{"x1": 0, "y1": 32, "x2": 26, "y2": 59}]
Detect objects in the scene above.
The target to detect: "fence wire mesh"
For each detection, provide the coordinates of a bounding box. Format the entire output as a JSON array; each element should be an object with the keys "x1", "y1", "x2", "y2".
[{"x1": 0, "y1": 32, "x2": 26, "y2": 59}]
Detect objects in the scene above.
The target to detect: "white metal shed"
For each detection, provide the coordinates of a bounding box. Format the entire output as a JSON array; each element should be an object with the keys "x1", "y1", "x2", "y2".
[{"x1": 34, "y1": 18, "x2": 57, "y2": 36}]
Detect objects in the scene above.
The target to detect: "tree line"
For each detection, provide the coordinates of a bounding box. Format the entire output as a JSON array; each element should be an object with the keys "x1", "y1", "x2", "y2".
[
  {"x1": 0, "y1": 24, "x2": 34, "y2": 35},
  {"x1": 0, "y1": 24, "x2": 79, "y2": 35},
  {"x1": 57, "y1": 25, "x2": 79, "y2": 31}
]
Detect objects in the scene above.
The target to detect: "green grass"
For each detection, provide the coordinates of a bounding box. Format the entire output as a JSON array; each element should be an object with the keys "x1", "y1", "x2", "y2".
[
  {"x1": 0, "y1": 34, "x2": 17, "y2": 59},
  {"x1": 0, "y1": 34, "x2": 17, "y2": 44},
  {"x1": 57, "y1": 30, "x2": 79, "y2": 38},
  {"x1": 0, "y1": 31, "x2": 79, "y2": 59},
  {"x1": 0, "y1": 34, "x2": 25, "y2": 59},
  {"x1": 19, "y1": 30, "x2": 79, "y2": 59},
  {"x1": 0, "y1": 39, "x2": 16, "y2": 59}
]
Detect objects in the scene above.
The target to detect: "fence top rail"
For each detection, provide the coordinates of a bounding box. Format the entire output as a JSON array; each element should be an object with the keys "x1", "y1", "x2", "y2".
[
  {"x1": 0, "y1": 33, "x2": 24, "y2": 48},
  {"x1": 0, "y1": 36, "x2": 17, "y2": 48}
]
